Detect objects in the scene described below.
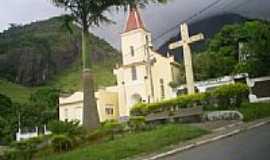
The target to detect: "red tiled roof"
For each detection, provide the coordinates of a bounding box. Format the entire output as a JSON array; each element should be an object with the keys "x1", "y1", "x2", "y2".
[{"x1": 124, "y1": 6, "x2": 145, "y2": 32}]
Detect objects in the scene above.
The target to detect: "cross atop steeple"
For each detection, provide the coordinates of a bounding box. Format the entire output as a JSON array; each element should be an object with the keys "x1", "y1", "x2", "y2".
[{"x1": 124, "y1": 6, "x2": 145, "y2": 32}]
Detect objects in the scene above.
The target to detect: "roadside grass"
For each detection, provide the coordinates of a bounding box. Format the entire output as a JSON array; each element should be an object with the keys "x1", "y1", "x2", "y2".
[
  {"x1": 239, "y1": 102, "x2": 270, "y2": 122},
  {"x1": 41, "y1": 124, "x2": 208, "y2": 160}
]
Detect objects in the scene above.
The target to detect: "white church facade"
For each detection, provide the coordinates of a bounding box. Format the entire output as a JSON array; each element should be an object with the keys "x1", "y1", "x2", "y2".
[{"x1": 59, "y1": 7, "x2": 182, "y2": 123}]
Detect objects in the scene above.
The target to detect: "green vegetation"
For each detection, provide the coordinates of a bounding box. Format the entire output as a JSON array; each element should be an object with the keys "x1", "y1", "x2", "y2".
[
  {"x1": 131, "y1": 83, "x2": 249, "y2": 116},
  {"x1": 0, "y1": 58, "x2": 118, "y2": 103},
  {"x1": 210, "y1": 83, "x2": 249, "y2": 109},
  {"x1": 0, "y1": 16, "x2": 120, "y2": 103},
  {"x1": 239, "y1": 103, "x2": 270, "y2": 122},
  {"x1": 42, "y1": 124, "x2": 207, "y2": 160},
  {"x1": 0, "y1": 88, "x2": 59, "y2": 145},
  {"x1": 46, "y1": 57, "x2": 119, "y2": 93},
  {"x1": 0, "y1": 79, "x2": 34, "y2": 103},
  {"x1": 192, "y1": 20, "x2": 270, "y2": 81},
  {"x1": 0, "y1": 94, "x2": 15, "y2": 144},
  {"x1": 2, "y1": 119, "x2": 207, "y2": 160},
  {"x1": 51, "y1": 135, "x2": 73, "y2": 153},
  {"x1": 0, "y1": 16, "x2": 120, "y2": 86}
]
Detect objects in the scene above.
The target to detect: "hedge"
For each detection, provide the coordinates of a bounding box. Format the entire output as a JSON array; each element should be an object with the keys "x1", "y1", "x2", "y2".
[
  {"x1": 130, "y1": 83, "x2": 249, "y2": 116},
  {"x1": 210, "y1": 83, "x2": 249, "y2": 109}
]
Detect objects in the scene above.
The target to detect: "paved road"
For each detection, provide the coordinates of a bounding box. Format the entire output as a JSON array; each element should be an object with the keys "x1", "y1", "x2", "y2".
[{"x1": 159, "y1": 124, "x2": 270, "y2": 160}]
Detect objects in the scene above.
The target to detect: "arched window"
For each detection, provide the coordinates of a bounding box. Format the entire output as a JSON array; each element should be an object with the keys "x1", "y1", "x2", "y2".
[
  {"x1": 130, "y1": 46, "x2": 135, "y2": 56},
  {"x1": 131, "y1": 94, "x2": 142, "y2": 105},
  {"x1": 131, "y1": 66, "x2": 137, "y2": 81}
]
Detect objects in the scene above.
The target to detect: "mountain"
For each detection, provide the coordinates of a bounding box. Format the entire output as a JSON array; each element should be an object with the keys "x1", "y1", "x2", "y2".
[
  {"x1": 0, "y1": 16, "x2": 120, "y2": 103},
  {"x1": 158, "y1": 14, "x2": 247, "y2": 61},
  {"x1": 0, "y1": 14, "x2": 256, "y2": 103},
  {"x1": 0, "y1": 16, "x2": 120, "y2": 87}
]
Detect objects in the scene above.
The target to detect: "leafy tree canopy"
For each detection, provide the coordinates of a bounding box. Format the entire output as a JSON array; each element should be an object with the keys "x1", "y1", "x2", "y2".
[{"x1": 193, "y1": 20, "x2": 270, "y2": 80}]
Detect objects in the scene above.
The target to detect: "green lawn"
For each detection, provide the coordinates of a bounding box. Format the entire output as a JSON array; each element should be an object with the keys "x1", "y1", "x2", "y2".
[
  {"x1": 239, "y1": 102, "x2": 270, "y2": 122},
  {"x1": 42, "y1": 124, "x2": 208, "y2": 160}
]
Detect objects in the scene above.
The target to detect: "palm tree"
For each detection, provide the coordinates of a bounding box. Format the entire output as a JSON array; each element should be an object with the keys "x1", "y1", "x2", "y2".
[{"x1": 51, "y1": 0, "x2": 168, "y2": 130}]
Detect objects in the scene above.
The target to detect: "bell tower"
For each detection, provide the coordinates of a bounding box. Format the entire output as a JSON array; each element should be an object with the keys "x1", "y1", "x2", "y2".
[{"x1": 121, "y1": 6, "x2": 152, "y2": 65}]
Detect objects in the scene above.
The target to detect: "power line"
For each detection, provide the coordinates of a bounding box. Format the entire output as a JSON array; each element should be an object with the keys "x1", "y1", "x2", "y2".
[
  {"x1": 229, "y1": 0, "x2": 255, "y2": 11},
  {"x1": 193, "y1": 0, "x2": 232, "y2": 20},
  {"x1": 122, "y1": 0, "x2": 225, "y2": 57},
  {"x1": 152, "y1": 0, "x2": 224, "y2": 44}
]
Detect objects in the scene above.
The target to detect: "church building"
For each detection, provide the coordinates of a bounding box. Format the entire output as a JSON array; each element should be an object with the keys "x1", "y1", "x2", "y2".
[{"x1": 59, "y1": 7, "x2": 181, "y2": 123}]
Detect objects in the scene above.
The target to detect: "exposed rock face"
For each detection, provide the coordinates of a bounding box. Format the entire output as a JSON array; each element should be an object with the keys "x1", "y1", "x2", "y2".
[
  {"x1": 203, "y1": 111, "x2": 244, "y2": 121},
  {"x1": 0, "y1": 38, "x2": 79, "y2": 86},
  {"x1": 0, "y1": 16, "x2": 118, "y2": 86}
]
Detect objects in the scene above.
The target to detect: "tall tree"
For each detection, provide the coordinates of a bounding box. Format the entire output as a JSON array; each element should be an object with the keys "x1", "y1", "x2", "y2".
[{"x1": 51, "y1": 0, "x2": 167, "y2": 130}]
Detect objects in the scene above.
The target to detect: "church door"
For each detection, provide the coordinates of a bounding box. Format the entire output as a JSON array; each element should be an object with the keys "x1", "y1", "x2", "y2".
[{"x1": 131, "y1": 94, "x2": 142, "y2": 106}]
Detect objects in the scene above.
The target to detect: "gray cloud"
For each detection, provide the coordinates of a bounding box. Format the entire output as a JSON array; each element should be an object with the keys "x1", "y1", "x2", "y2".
[
  {"x1": 0, "y1": 0, "x2": 63, "y2": 31},
  {"x1": 0, "y1": 0, "x2": 269, "y2": 49}
]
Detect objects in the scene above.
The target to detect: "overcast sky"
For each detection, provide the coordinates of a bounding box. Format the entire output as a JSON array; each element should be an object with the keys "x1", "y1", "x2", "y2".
[{"x1": 0, "y1": 0, "x2": 270, "y2": 49}]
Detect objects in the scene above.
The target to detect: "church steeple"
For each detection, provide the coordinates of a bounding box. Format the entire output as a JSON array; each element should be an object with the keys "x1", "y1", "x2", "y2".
[
  {"x1": 121, "y1": 6, "x2": 151, "y2": 66},
  {"x1": 124, "y1": 6, "x2": 145, "y2": 33}
]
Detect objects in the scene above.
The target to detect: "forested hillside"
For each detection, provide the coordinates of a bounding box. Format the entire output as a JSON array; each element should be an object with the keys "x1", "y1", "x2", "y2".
[
  {"x1": 0, "y1": 16, "x2": 120, "y2": 86},
  {"x1": 0, "y1": 17, "x2": 121, "y2": 144},
  {"x1": 0, "y1": 16, "x2": 120, "y2": 102}
]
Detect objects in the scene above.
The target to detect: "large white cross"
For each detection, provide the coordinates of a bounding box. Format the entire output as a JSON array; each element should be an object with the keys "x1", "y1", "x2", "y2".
[{"x1": 169, "y1": 23, "x2": 204, "y2": 94}]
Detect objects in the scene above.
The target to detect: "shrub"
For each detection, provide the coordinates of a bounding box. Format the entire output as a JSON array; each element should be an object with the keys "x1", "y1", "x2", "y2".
[
  {"x1": 130, "y1": 93, "x2": 208, "y2": 116},
  {"x1": 2, "y1": 149, "x2": 17, "y2": 160},
  {"x1": 128, "y1": 116, "x2": 146, "y2": 132},
  {"x1": 211, "y1": 83, "x2": 249, "y2": 109},
  {"x1": 48, "y1": 120, "x2": 85, "y2": 137},
  {"x1": 51, "y1": 135, "x2": 73, "y2": 152},
  {"x1": 102, "y1": 120, "x2": 125, "y2": 140},
  {"x1": 6, "y1": 137, "x2": 43, "y2": 160},
  {"x1": 48, "y1": 120, "x2": 86, "y2": 148},
  {"x1": 130, "y1": 83, "x2": 249, "y2": 116},
  {"x1": 87, "y1": 120, "x2": 126, "y2": 142},
  {"x1": 130, "y1": 103, "x2": 148, "y2": 116},
  {"x1": 86, "y1": 129, "x2": 108, "y2": 143}
]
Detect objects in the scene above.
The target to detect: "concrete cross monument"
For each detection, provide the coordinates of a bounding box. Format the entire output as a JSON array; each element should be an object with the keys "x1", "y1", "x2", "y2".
[{"x1": 169, "y1": 23, "x2": 204, "y2": 94}]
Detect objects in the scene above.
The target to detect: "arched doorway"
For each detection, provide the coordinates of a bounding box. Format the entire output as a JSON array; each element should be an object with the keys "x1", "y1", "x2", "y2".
[{"x1": 130, "y1": 93, "x2": 142, "y2": 106}]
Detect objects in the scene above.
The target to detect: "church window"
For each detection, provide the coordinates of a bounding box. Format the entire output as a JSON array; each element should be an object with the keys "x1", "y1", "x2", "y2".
[
  {"x1": 105, "y1": 105, "x2": 114, "y2": 115},
  {"x1": 131, "y1": 66, "x2": 137, "y2": 80},
  {"x1": 130, "y1": 46, "x2": 135, "y2": 56},
  {"x1": 160, "y1": 79, "x2": 165, "y2": 99}
]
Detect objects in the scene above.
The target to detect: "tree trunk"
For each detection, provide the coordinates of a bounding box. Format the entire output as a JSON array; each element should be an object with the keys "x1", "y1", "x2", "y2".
[{"x1": 82, "y1": 30, "x2": 100, "y2": 130}]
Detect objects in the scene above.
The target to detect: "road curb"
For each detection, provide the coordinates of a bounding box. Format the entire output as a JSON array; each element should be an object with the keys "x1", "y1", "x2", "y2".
[
  {"x1": 213, "y1": 121, "x2": 243, "y2": 132},
  {"x1": 141, "y1": 119, "x2": 270, "y2": 160}
]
